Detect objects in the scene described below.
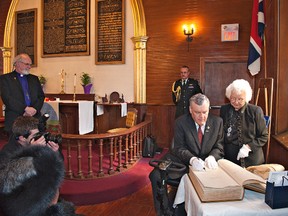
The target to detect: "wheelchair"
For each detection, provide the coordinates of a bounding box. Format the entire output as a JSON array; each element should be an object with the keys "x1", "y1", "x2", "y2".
[{"x1": 149, "y1": 159, "x2": 187, "y2": 216}]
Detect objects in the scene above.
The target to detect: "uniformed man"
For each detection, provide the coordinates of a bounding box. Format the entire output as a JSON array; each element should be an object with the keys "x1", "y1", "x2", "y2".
[{"x1": 172, "y1": 65, "x2": 203, "y2": 119}]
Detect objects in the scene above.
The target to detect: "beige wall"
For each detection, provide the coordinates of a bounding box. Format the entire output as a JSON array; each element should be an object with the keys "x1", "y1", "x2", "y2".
[{"x1": 12, "y1": 0, "x2": 135, "y2": 102}]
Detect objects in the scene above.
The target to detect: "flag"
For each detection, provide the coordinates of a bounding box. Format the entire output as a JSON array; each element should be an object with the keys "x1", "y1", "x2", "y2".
[{"x1": 247, "y1": 0, "x2": 265, "y2": 76}]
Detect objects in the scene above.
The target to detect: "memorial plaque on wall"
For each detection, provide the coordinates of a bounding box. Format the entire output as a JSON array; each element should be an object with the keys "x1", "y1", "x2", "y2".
[
  {"x1": 96, "y1": 0, "x2": 125, "y2": 64},
  {"x1": 42, "y1": 0, "x2": 90, "y2": 57},
  {"x1": 15, "y1": 9, "x2": 37, "y2": 66}
]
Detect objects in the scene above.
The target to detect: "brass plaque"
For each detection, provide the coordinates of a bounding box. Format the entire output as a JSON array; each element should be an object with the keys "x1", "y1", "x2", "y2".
[
  {"x1": 96, "y1": 0, "x2": 125, "y2": 64},
  {"x1": 42, "y1": 0, "x2": 90, "y2": 57}
]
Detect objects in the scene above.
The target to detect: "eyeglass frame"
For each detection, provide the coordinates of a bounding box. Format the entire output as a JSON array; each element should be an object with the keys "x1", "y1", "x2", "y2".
[{"x1": 19, "y1": 61, "x2": 32, "y2": 66}]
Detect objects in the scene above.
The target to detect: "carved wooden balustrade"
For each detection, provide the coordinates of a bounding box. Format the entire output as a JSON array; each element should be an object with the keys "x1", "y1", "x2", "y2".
[{"x1": 61, "y1": 117, "x2": 152, "y2": 180}]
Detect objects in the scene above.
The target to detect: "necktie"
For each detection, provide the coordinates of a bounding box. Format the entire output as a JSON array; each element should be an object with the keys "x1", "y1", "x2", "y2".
[{"x1": 198, "y1": 126, "x2": 203, "y2": 145}]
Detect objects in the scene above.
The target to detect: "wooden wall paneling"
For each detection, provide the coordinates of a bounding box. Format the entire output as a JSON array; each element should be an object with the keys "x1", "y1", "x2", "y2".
[
  {"x1": 270, "y1": 133, "x2": 288, "y2": 169},
  {"x1": 264, "y1": 0, "x2": 278, "y2": 136},
  {"x1": 147, "y1": 105, "x2": 175, "y2": 148},
  {"x1": 133, "y1": 103, "x2": 147, "y2": 123},
  {"x1": 200, "y1": 56, "x2": 256, "y2": 107},
  {"x1": 276, "y1": 0, "x2": 288, "y2": 134},
  {"x1": 143, "y1": 0, "x2": 253, "y2": 104}
]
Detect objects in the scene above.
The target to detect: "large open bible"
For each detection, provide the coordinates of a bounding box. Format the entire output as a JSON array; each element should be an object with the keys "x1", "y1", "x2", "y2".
[{"x1": 188, "y1": 159, "x2": 266, "y2": 202}]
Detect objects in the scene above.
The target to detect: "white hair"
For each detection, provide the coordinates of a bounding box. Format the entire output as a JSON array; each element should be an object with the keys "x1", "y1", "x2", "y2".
[
  {"x1": 225, "y1": 79, "x2": 252, "y2": 102},
  {"x1": 13, "y1": 53, "x2": 30, "y2": 66},
  {"x1": 189, "y1": 93, "x2": 210, "y2": 107}
]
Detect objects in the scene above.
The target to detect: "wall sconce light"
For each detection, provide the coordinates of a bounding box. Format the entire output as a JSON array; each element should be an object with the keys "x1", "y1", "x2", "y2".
[{"x1": 183, "y1": 24, "x2": 194, "y2": 51}]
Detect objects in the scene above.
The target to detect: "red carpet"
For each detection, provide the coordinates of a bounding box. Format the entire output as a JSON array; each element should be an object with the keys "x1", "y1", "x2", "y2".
[{"x1": 60, "y1": 149, "x2": 167, "y2": 206}]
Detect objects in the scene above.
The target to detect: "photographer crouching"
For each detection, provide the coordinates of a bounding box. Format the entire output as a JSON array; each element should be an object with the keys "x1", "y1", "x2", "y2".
[{"x1": 0, "y1": 116, "x2": 81, "y2": 216}]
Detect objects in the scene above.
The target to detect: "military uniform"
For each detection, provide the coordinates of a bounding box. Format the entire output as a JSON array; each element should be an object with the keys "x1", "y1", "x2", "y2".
[{"x1": 172, "y1": 78, "x2": 202, "y2": 119}]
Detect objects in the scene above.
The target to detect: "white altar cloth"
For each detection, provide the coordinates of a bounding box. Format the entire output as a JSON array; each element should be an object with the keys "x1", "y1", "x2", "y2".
[{"x1": 45, "y1": 100, "x2": 94, "y2": 135}]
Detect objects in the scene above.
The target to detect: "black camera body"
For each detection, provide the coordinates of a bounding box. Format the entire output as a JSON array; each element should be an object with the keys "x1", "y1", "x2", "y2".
[
  {"x1": 36, "y1": 113, "x2": 62, "y2": 144},
  {"x1": 33, "y1": 131, "x2": 62, "y2": 144}
]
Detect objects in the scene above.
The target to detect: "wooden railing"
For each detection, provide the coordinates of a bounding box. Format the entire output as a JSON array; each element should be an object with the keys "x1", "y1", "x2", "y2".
[{"x1": 61, "y1": 117, "x2": 152, "y2": 179}]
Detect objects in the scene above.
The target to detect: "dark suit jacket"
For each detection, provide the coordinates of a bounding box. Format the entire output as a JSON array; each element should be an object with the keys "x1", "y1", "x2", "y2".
[
  {"x1": 0, "y1": 71, "x2": 45, "y2": 132},
  {"x1": 171, "y1": 113, "x2": 224, "y2": 166},
  {"x1": 220, "y1": 103, "x2": 268, "y2": 167},
  {"x1": 172, "y1": 78, "x2": 202, "y2": 119}
]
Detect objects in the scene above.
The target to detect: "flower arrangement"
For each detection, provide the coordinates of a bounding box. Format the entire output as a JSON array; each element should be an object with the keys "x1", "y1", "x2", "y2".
[
  {"x1": 80, "y1": 72, "x2": 92, "y2": 86},
  {"x1": 39, "y1": 75, "x2": 47, "y2": 85}
]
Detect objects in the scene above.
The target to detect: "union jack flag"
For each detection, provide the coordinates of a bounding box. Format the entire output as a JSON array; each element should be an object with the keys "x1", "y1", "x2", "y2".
[{"x1": 247, "y1": 0, "x2": 265, "y2": 76}]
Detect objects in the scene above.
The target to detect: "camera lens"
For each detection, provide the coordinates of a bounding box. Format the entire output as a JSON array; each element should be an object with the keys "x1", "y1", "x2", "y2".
[{"x1": 45, "y1": 133, "x2": 62, "y2": 144}]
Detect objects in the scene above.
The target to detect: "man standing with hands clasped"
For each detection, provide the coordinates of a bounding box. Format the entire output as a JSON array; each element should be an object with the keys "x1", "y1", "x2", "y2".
[
  {"x1": 172, "y1": 65, "x2": 202, "y2": 119},
  {"x1": 149, "y1": 93, "x2": 224, "y2": 216},
  {"x1": 0, "y1": 53, "x2": 45, "y2": 135}
]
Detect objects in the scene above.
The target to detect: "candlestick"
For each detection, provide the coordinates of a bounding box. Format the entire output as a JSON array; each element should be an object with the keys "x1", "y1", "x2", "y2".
[
  {"x1": 59, "y1": 69, "x2": 66, "y2": 94},
  {"x1": 73, "y1": 85, "x2": 76, "y2": 101},
  {"x1": 73, "y1": 73, "x2": 77, "y2": 101},
  {"x1": 74, "y1": 73, "x2": 77, "y2": 86}
]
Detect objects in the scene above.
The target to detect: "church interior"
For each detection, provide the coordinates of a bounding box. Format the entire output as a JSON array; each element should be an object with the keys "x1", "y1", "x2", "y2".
[{"x1": 0, "y1": 0, "x2": 288, "y2": 215}]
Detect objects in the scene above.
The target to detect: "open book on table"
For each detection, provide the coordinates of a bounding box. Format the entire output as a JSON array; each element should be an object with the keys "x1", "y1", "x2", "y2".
[{"x1": 188, "y1": 159, "x2": 266, "y2": 202}]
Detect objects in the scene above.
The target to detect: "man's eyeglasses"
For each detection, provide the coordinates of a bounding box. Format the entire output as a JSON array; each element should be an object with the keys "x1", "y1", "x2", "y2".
[{"x1": 20, "y1": 61, "x2": 32, "y2": 66}]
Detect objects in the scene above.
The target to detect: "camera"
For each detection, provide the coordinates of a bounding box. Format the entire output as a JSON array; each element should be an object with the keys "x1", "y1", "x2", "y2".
[
  {"x1": 35, "y1": 113, "x2": 62, "y2": 144},
  {"x1": 33, "y1": 131, "x2": 62, "y2": 144}
]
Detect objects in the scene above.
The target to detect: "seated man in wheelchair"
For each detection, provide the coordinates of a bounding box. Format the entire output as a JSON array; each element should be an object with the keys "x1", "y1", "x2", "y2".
[{"x1": 149, "y1": 93, "x2": 224, "y2": 216}]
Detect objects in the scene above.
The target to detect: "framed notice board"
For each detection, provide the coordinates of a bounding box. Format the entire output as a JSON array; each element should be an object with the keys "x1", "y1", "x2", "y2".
[
  {"x1": 96, "y1": 0, "x2": 125, "y2": 64},
  {"x1": 15, "y1": 9, "x2": 37, "y2": 66},
  {"x1": 42, "y1": 0, "x2": 90, "y2": 57}
]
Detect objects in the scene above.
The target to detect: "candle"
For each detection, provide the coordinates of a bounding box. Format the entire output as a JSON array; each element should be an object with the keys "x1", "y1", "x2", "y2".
[
  {"x1": 74, "y1": 73, "x2": 77, "y2": 86},
  {"x1": 61, "y1": 69, "x2": 64, "y2": 82}
]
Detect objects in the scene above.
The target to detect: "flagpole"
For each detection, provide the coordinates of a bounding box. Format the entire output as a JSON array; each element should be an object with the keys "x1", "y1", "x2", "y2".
[
  {"x1": 263, "y1": 33, "x2": 267, "y2": 78},
  {"x1": 263, "y1": 0, "x2": 267, "y2": 79}
]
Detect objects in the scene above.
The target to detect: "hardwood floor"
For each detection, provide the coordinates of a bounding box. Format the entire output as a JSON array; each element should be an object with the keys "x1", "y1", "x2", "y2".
[{"x1": 75, "y1": 183, "x2": 157, "y2": 216}]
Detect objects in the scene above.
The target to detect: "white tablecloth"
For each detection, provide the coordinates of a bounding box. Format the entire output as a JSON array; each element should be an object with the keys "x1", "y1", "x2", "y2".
[
  {"x1": 96, "y1": 103, "x2": 127, "y2": 117},
  {"x1": 174, "y1": 174, "x2": 288, "y2": 216},
  {"x1": 120, "y1": 103, "x2": 127, "y2": 117},
  {"x1": 96, "y1": 104, "x2": 104, "y2": 116},
  {"x1": 44, "y1": 100, "x2": 94, "y2": 135},
  {"x1": 78, "y1": 101, "x2": 94, "y2": 134}
]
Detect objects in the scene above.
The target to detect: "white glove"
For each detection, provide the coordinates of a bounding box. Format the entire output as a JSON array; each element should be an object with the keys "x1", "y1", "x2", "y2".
[
  {"x1": 237, "y1": 144, "x2": 251, "y2": 160},
  {"x1": 190, "y1": 157, "x2": 205, "y2": 171},
  {"x1": 205, "y1": 155, "x2": 218, "y2": 169}
]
